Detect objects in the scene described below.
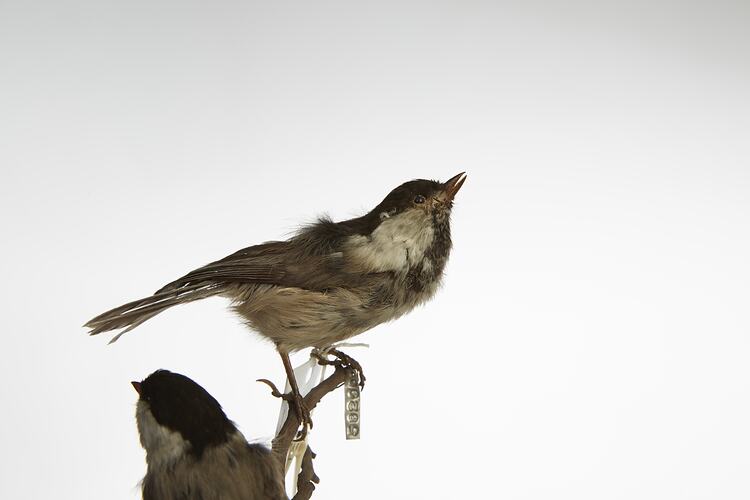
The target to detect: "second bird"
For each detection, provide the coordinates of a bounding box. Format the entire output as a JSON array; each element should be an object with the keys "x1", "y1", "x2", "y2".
[
  {"x1": 132, "y1": 370, "x2": 287, "y2": 500},
  {"x1": 86, "y1": 172, "x2": 467, "y2": 428}
]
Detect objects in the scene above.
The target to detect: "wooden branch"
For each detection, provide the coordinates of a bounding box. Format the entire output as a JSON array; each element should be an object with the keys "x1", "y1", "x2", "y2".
[
  {"x1": 272, "y1": 364, "x2": 348, "y2": 457},
  {"x1": 291, "y1": 447, "x2": 319, "y2": 500},
  {"x1": 269, "y1": 364, "x2": 348, "y2": 500}
]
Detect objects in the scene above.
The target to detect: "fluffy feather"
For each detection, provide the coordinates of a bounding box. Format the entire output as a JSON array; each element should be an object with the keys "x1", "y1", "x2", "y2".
[
  {"x1": 134, "y1": 370, "x2": 287, "y2": 500},
  {"x1": 85, "y1": 176, "x2": 459, "y2": 352}
]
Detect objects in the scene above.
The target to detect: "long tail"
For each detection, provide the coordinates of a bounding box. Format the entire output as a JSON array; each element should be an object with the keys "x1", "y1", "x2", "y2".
[{"x1": 84, "y1": 283, "x2": 228, "y2": 343}]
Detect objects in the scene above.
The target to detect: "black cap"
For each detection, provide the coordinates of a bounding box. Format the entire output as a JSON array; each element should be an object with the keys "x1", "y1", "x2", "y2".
[{"x1": 136, "y1": 370, "x2": 236, "y2": 457}]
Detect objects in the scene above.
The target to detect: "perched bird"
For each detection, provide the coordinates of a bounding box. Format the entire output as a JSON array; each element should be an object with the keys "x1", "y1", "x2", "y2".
[
  {"x1": 132, "y1": 369, "x2": 287, "y2": 500},
  {"x1": 88, "y1": 172, "x2": 467, "y2": 428}
]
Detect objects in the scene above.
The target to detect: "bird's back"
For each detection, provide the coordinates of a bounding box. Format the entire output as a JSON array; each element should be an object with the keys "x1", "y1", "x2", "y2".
[{"x1": 142, "y1": 438, "x2": 287, "y2": 500}]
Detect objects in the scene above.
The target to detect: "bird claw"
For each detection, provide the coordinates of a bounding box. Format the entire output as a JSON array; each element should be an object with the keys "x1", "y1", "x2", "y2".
[
  {"x1": 313, "y1": 348, "x2": 366, "y2": 390},
  {"x1": 256, "y1": 378, "x2": 285, "y2": 398},
  {"x1": 256, "y1": 379, "x2": 313, "y2": 440},
  {"x1": 290, "y1": 393, "x2": 312, "y2": 441}
]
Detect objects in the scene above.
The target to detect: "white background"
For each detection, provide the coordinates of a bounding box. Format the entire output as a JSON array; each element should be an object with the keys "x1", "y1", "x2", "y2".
[{"x1": 2, "y1": 1, "x2": 749, "y2": 498}]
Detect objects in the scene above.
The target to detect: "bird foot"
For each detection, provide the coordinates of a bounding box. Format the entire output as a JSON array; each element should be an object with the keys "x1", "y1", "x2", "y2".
[
  {"x1": 257, "y1": 379, "x2": 313, "y2": 440},
  {"x1": 313, "y1": 348, "x2": 366, "y2": 390}
]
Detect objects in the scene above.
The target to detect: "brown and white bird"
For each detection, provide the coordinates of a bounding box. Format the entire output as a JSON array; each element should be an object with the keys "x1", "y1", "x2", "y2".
[
  {"x1": 132, "y1": 369, "x2": 287, "y2": 500},
  {"x1": 87, "y1": 173, "x2": 466, "y2": 428}
]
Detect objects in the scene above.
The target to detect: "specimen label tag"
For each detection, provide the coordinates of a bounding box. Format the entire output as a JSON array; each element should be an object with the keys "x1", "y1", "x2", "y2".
[{"x1": 344, "y1": 368, "x2": 361, "y2": 440}]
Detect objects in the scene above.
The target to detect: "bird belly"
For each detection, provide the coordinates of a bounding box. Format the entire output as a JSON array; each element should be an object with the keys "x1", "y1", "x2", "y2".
[
  {"x1": 228, "y1": 284, "x2": 383, "y2": 351},
  {"x1": 227, "y1": 274, "x2": 441, "y2": 352}
]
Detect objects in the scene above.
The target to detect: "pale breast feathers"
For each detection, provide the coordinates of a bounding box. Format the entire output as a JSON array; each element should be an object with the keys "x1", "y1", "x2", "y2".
[{"x1": 344, "y1": 213, "x2": 435, "y2": 273}]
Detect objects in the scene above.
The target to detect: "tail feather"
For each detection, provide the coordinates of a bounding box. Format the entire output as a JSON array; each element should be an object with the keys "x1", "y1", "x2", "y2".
[{"x1": 85, "y1": 283, "x2": 227, "y2": 342}]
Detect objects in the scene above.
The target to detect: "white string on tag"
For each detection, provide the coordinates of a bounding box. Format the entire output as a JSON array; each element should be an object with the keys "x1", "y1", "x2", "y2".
[{"x1": 328, "y1": 342, "x2": 370, "y2": 350}]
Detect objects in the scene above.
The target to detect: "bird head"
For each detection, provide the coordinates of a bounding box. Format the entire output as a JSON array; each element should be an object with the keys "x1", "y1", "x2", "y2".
[
  {"x1": 368, "y1": 172, "x2": 467, "y2": 226},
  {"x1": 341, "y1": 172, "x2": 465, "y2": 274},
  {"x1": 133, "y1": 370, "x2": 236, "y2": 462}
]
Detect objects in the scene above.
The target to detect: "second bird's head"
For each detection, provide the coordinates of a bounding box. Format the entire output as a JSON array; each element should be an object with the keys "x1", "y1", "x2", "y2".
[{"x1": 132, "y1": 370, "x2": 238, "y2": 464}]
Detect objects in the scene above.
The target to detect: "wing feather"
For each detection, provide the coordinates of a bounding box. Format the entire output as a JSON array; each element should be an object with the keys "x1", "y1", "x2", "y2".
[{"x1": 155, "y1": 240, "x2": 355, "y2": 293}]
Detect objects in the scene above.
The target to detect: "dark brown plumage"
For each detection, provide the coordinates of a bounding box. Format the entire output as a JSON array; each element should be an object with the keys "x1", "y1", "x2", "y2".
[
  {"x1": 133, "y1": 370, "x2": 287, "y2": 500},
  {"x1": 88, "y1": 173, "x2": 466, "y2": 429}
]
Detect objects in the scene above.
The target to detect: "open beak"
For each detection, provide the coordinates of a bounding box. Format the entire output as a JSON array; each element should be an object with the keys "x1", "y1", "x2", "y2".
[
  {"x1": 441, "y1": 172, "x2": 467, "y2": 202},
  {"x1": 131, "y1": 381, "x2": 142, "y2": 395}
]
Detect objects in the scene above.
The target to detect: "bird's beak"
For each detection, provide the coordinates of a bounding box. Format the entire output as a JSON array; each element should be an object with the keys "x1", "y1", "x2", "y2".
[
  {"x1": 441, "y1": 172, "x2": 467, "y2": 202},
  {"x1": 131, "y1": 381, "x2": 142, "y2": 395}
]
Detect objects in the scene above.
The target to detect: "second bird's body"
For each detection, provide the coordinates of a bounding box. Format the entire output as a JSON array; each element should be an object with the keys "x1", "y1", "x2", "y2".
[{"x1": 133, "y1": 370, "x2": 287, "y2": 500}]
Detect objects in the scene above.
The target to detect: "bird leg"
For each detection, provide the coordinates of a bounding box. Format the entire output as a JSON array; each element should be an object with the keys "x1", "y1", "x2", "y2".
[
  {"x1": 279, "y1": 349, "x2": 313, "y2": 436},
  {"x1": 257, "y1": 349, "x2": 313, "y2": 441},
  {"x1": 256, "y1": 378, "x2": 309, "y2": 442},
  {"x1": 313, "y1": 348, "x2": 366, "y2": 390}
]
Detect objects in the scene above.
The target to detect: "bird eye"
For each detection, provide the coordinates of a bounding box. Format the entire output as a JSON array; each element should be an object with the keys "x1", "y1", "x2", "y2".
[{"x1": 413, "y1": 195, "x2": 426, "y2": 204}]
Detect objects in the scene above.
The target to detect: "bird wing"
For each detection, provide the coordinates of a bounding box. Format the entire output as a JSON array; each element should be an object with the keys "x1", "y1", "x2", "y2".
[
  {"x1": 155, "y1": 240, "x2": 353, "y2": 294},
  {"x1": 85, "y1": 220, "x2": 385, "y2": 340}
]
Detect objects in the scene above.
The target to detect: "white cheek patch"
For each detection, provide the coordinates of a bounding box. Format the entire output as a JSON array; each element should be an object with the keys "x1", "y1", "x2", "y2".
[
  {"x1": 347, "y1": 211, "x2": 434, "y2": 272},
  {"x1": 136, "y1": 401, "x2": 188, "y2": 467},
  {"x1": 379, "y1": 208, "x2": 396, "y2": 221}
]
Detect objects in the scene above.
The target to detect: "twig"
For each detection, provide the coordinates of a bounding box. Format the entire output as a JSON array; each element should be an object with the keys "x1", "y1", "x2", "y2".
[
  {"x1": 269, "y1": 364, "x2": 348, "y2": 500},
  {"x1": 291, "y1": 447, "x2": 319, "y2": 500}
]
